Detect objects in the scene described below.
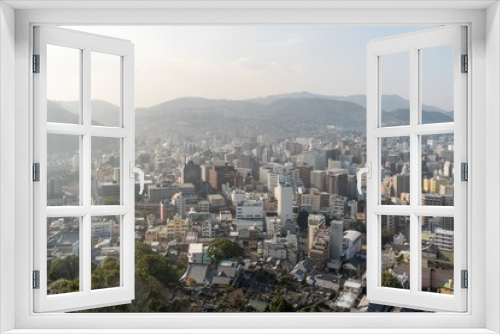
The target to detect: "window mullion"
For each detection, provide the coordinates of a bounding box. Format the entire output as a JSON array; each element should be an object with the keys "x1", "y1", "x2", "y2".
[
  {"x1": 409, "y1": 47, "x2": 420, "y2": 294},
  {"x1": 81, "y1": 48, "x2": 92, "y2": 294}
]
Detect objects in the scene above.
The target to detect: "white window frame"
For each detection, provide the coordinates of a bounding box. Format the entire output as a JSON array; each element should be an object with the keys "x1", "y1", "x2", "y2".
[{"x1": 0, "y1": 1, "x2": 498, "y2": 333}]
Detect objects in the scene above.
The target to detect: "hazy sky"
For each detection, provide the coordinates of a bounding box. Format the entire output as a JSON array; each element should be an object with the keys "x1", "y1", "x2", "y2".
[{"x1": 50, "y1": 26, "x2": 453, "y2": 110}]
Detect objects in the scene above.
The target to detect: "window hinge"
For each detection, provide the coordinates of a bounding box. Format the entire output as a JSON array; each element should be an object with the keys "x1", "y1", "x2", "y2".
[
  {"x1": 33, "y1": 54, "x2": 40, "y2": 73},
  {"x1": 461, "y1": 162, "x2": 468, "y2": 181},
  {"x1": 461, "y1": 54, "x2": 468, "y2": 73},
  {"x1": 33, "y1": 163, "x2": 40, "y2": 182},
  {"x1": 461, "y1": 270, "x2": 468, "y2": 289},
  {"x1": 33, "y1": 270, "x2": 40, "y2": 289}
]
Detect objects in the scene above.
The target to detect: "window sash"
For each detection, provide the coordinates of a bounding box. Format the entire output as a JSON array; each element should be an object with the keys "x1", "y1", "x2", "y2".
[
  {"x1": 366, "y1": 26, "x2": 467, "y2": 312},
  {"x1": 33, "y1": 25, "x2": 135, "y2": 313}
]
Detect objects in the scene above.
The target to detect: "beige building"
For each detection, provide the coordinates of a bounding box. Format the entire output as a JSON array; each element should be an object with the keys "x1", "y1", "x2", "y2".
[{"x1": 166, "y1": 215, "x2": 190, "y2": 240}]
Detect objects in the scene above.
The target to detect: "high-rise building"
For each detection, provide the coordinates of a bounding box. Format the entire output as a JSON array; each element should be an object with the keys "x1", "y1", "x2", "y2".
[
  {"x1": 303, "y1": 150, "x2": 326, "y2": 170},
  {"x1": 392, "y1": 174, "x2": 410, "y2": 198},
  {"x1": 330, "y1": 220, "x2": 344, "y2": 260},
  {"x1": 297, "y1": 165, "x2": 313, "y2": 188},
  {"x1": 310, "y1": 170, "x2": 326, "y2": 192},
  {"x1": 172, "y1": 192, "x2": 186, "y2": 218},
  {"x1": 275, "y1": 183, "x2": 293, "y2": 221},
  {"x1": 326, "y1": 169, "x2": 348, "y2": 196},
  {"x1": 208, "y1": 163, "x2": 237, "y2": 191},
  {"x1": 182, "y1": 161, "x2": 202, "y2": 190}
]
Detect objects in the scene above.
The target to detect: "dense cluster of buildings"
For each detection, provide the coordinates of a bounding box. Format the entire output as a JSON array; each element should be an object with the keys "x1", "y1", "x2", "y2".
[{"x1": 45, "y1": 119, "x2": 456, "y2": 310}]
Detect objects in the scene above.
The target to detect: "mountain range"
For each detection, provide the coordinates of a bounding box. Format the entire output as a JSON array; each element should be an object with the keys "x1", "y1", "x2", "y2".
[{"x1": 47, "y1": 92, "x2": 453, "y2": 142}]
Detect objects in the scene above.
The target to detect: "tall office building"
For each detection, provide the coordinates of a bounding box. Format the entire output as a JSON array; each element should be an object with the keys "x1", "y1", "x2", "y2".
[
  {"x1": 392, "y1": 174, "x2": 410, "y2": 198},
  {"x1": 310, "y1": 170, "x2": 327, "y2": 192},
  {"x1": 330, "y1": 220, "x2": 344, "y2": 260},
  {"x1": 182, "y1": 161, "x2": 202, "y2": 190},
  {"x1": 208, "y1": 163, "x2": 238, "y2": 191},
  {"x1": 275, "y1": 183, "x2": 293, "y2": 221},
  {"x1": 326, "y1": 169, "x2": 348, "y2": 196}
]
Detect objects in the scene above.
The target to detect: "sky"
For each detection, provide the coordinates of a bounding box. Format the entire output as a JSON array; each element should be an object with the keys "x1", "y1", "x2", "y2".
[{"x1": 48, "y1": 25, "x2": 454, "y2": 111}]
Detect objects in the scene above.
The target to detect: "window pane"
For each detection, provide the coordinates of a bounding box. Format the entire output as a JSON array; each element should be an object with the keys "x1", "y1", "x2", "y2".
[
  {"x1": 381, "y1": 137, "x2": 410, "y2": 205},
  {"x1": 380, "y1": 215, "x2": 410, "y2": 290},
  {"x1": 421, "y1": 216, "x2": 454, "y2": 294},
  {"x1": 47, "y1": 45, "x2": 81, "y2": 124},
  {"x1": 421, "y1": 134, "x2": 454, "y2": 206},
  {"x1": 91, "y1": 52, "x2": 121, "y2": 127},
  {"x1": 421, "y1": 45, "x2": 454, "y2": 124},
  {"x1": 47, "y1": 217, "x2": 80, "y2": 295},
  {"x1": 91, "y1": 137, "x2": 121, "y2": 205},
  {"x1": 380, "y1": 52, "x2": 410, "y2": 127},
  {"x1": 47, "y1": 134, "x2": 80, "y2": 206},
  {"x1": 91, "y1": 215, "x2": 121, "y2": 290}
]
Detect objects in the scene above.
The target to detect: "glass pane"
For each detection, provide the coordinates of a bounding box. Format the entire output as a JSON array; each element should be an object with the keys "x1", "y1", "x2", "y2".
[
  {"x1": 421, "y1": 216, "x2": 454, "y2": 294},
  {"x1": 421, "y1": 45, "x2": 454, "y2": 124},
  {"x1": 380, "y1": 52, "x2": 410, "y2": 127},
  {"x1": 47, "y1": 217, "x2": 80, "y2": 295},
  {"x1": 91, "y1": 52, "x2": 121, "y2": 127},
  {"x1": 381, "y1": 137, "x2": 410, "y2": 205},
  {"x1": 91, "y1": 137, "x2": 121, "y2": 205},
  {"x1": 91, "y1": 215, "x2": 121, "y2": 290},
  {"x1": 47, "y1": 134, "x2": 80, "y2": 206},
  {"x1": 47, "y1": 45, "x2": 81, "y2": 124},
  {"x1": 421, "y1": 134, "x2": 454, "y2": 206},
  {"x1": 380, "y1": 215, "x2": 410, "y2": 290}
]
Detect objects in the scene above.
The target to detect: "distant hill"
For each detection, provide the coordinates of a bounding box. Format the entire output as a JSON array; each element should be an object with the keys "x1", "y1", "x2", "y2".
[
  {"x1": 381, "y1": 108, "x2": 453, "y2": 126},
  {"x1": 250, "y1": 92, "x2": 452, "y2": 114},
  {"x1": 58, "y1": 100, "x2": 120, "y2": 126},
  {"x1": 47, "y1": 93, "x2": 452, "y2": 151}
]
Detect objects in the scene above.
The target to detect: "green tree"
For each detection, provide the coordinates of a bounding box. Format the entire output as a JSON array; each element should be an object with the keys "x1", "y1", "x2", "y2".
[
  {"x1": 135, "y1": 254, "x2": 180, "y2": 286},
  {"x1": 381, "y1": 271, "x2": 401, "y2": 289},
  {"x1": 268, "y1": 295, "x2": 295, "y2": 312},
  {"x1": 297, "y1": 211, "x2": 309, "y2": 232},
  {"x1": 47, "y1": 278, "x2": 79, "y2": 294},
  {"x1": 48, "y1": 255, "x2": 79, "y2": 282},
  {"x1": 135, "y1": 242, "x2": 155, "y2": 258},
  {"x1": 91, "y1": 257, "x2": 120, "y2": 290},
  {"x1": 207, "y1": 238, "x2": 244, "y2": 262}
]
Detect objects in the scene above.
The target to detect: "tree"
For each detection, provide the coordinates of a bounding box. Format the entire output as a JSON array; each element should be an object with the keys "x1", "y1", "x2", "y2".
[
  {"x1": 136, "y1": 254, "x2": 180, "y2": 286},
  {"x1": 381, "y1": 271, "x2": 401, "y2": 289},
  {"x1": 207, "y1": 238, "x2": 244, "y2": 262},
  {"x1": 297, "y1": 210, "x2": 309, "y2": 232},
  {"x1": 268, "y1": 295, "x2": 295, "y2": 312},
  {"x1": 47, "y1": 278, "x2": 79, "y2": 294},
  {"x1": 48, "y1": 255, "x2": 79, "y2": 282},
  {"x1": 91, "y1": 257, "x2": 120, "y2": 290}
]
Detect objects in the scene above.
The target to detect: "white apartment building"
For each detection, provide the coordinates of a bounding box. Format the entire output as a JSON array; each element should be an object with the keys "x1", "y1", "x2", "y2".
[
  {"x1": 236, "y1": 200, "x2": 263, "y2": 219},
  {"x1": 431, "y1": 228, "x2": 454, "y2": 252},
  {"x1": 275, "y1": 183, "x2": 293, "y2": 221}
]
